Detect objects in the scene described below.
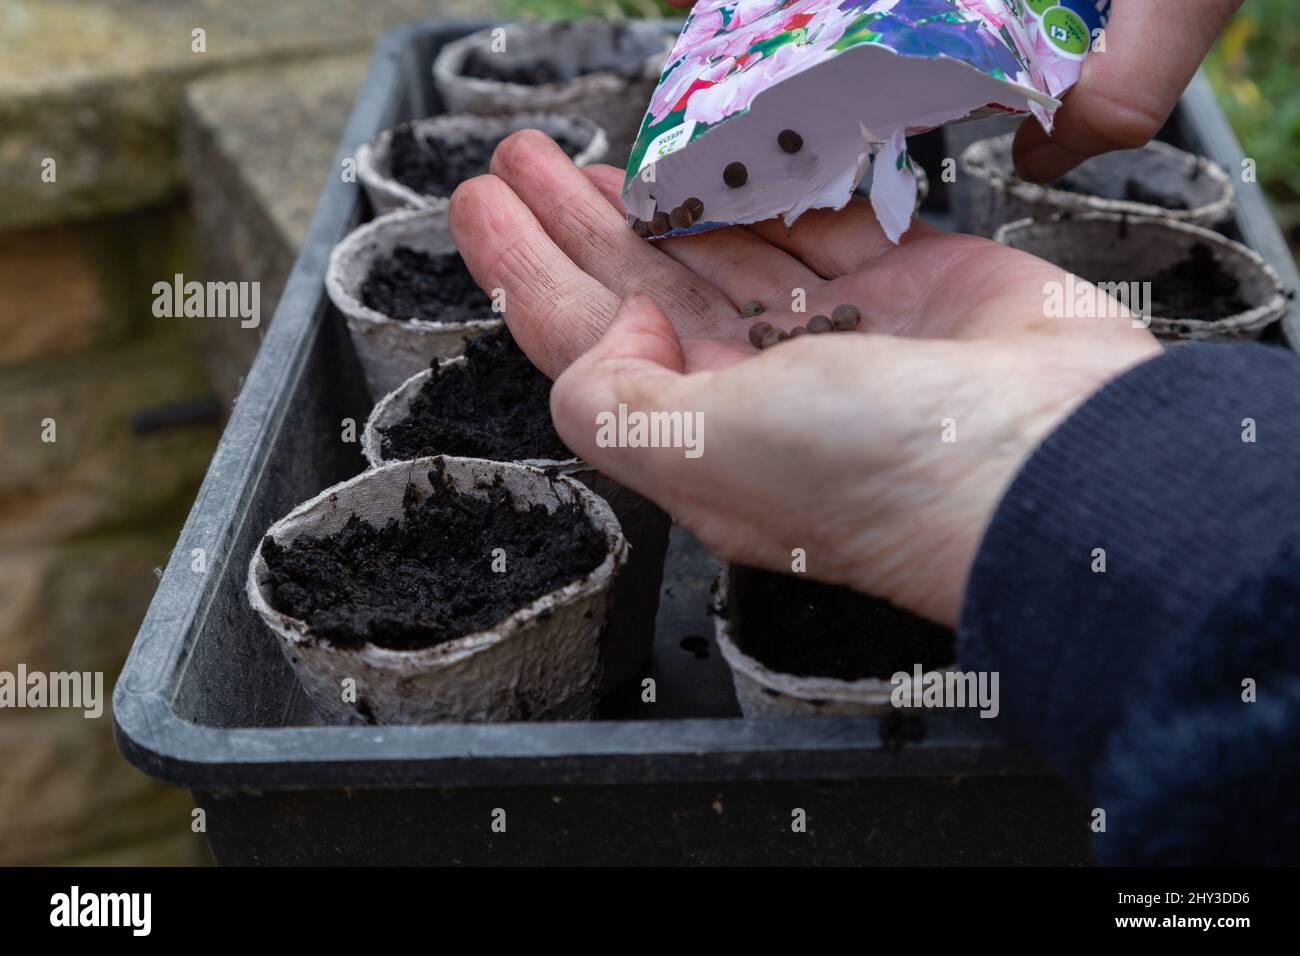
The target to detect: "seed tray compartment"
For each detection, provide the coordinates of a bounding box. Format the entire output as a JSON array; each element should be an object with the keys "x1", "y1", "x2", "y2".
[{"x1": 114, "y1": 19, "x2": 1300, "y2": 865}]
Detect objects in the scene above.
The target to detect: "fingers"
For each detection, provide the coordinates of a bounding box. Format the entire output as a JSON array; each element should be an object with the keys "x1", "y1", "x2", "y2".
[
  {"x1": 448, "y1": 173, "x2": 618, "y2": 377},
  {"x1": 746, "y1": 195, "x2": 940, "y2": 279},
  {"x1": 549, "y1": 294, "x2": 696, "y2": 489},
  {"x1": 489, "y1": 131, "x2": 733, "y2": 333},
  {"x1": 582, "y1": 165, "x2": 823, "y2": 310},
  {"x1": 1013, "y1": 0, "x2": 1243, "y2": 183}
]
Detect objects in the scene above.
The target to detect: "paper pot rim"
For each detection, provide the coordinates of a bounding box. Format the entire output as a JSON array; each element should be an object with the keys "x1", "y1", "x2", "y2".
[
  {"x1": 712, "y1": 565, "x2": 955, "y2": 709},
  {"x1": 361, "y1": 359, "x2": 586, "y2": 472},
  {"x1": 247, "y1": 456, "x2": 627, "y2": 671},
  {"x1": 325, "y1": 206, "x2": 502, "y2": 334},
  {"x1": 962, "y1": 134, "x2": 1236, "y2": 225},
  {"x1": 993, "y1": 212, "x2": 1287, "y2": 336},
  {"x1": 432, "y1": 19, "x2": 673, "y2": 100},
  {"x1": 355, "y1": 112, "x2": 609, "y2": 214}
]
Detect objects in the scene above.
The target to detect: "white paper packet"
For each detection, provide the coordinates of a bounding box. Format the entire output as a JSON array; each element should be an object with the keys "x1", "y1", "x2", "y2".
[{"x1": 621, "y1": 0, "x2": 1112, "y2": 243}]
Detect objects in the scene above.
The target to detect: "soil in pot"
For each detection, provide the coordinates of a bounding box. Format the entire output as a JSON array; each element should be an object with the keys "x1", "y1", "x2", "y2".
[
  {"x1": 260, "y1": 469, "x2": 606, "y2": 651},
  {"x1": 1136, "y1": 241, "x2": 1250, "y2": 321},
  {"x1": 360, "y1": 246, "x2": 491, "y2": 323},
  {"x1": 1052, "y1": 170, "x2": 1192, "y2": 211},
  {"x1": 457, "y1": 22, "x2": 642, "y2": 85},
  {"x1": 731, "y1": 569, "x2": 954, "y2": 680},
  {"x1": 380, "y1": 327, "x2": 572, "y2": 461},
  {"x1": 388, "y1": 123, "x2": 588, "y2": 197}
]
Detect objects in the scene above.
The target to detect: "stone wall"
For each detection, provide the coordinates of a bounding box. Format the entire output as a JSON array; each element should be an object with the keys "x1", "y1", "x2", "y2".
[{"x1": 0, "y1": 0, "x2": 481, "y2": 865}]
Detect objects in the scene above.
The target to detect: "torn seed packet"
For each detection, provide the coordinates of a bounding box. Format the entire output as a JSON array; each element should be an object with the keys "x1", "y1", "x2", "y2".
[{"x1": 621, "y1": 0, "x2": 1112, "y2": 243}]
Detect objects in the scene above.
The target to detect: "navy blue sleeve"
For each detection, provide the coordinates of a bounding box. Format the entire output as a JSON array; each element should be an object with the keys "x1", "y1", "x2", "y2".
[{"x1": 959, "y1": 342, "x2": 1300, "y2": 864}]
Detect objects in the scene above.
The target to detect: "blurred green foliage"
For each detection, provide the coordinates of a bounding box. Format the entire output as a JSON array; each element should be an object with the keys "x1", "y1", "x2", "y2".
[{"x1": 1206, "y1": 0, "x2": 1300, "y2": 241}]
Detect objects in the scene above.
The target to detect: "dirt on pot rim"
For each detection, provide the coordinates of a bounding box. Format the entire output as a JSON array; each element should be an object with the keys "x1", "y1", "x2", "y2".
[
  {"x1": 357, "y1": 112, "x2": 608, "y2": 216},
  {"x1": 247, "y1": 455, "x2": 628, "y2": 725},
  {"x1": 993, "y1": 213, "x2": 1287, "y2": 342},
  {"x1": 326, "y1": 205, "x2": 503, "y2": 399}
]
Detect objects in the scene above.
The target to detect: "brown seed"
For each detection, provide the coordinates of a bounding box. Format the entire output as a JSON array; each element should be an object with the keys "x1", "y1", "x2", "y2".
[
  {"x1": 650, "y1": 212, "x2": 671, "y2": 236},
  {"x1": 683, "y1": 196, "x2": 704, "y2": 221},
  {"x1": 777, "y1": 129, "x2": 803, "y2": 153},
  {"x1": 807, "y1": 314, "x2": 833, "y2": 333},
  {"x1": 740, "y1": 300, "x2": 765, "y2": 317},
  {"x1": 631, "y1": 218, "x2": 651, "y2": 238},
  {"x1": 747, "y1": 321, "x2": 773, "y2": 348},
  {"x1": 759, "y1": 326, "x2": 784, "y2": 349},
  {"x1": 723, "y1": 161, "x2": 748, "y2": 188},
  {"x1": 831, "y1": 304, "x2": 862, "y2": 330},
  {"x1": 669, "y1": 206, "x2": 693, "y2": 230},
  {"x1": 789, "y1": 325, "x2": 808, "y2": 337}
]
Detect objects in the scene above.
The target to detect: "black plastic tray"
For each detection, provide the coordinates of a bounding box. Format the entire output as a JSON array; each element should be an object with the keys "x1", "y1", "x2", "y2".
[{"x1": 113, "y1": 19, "x2": 1300, "y2": 865}]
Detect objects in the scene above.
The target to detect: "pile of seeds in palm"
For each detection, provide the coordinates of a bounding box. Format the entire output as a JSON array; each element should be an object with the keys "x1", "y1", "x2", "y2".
[{"x1": 746, "y1": 304, "x2": 862, "y2": 349}]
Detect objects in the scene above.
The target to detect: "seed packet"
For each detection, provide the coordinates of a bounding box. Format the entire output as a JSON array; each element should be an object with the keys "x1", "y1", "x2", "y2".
[{"x1": 621, "y1": 0, "x2": 1111, "y2": 243}]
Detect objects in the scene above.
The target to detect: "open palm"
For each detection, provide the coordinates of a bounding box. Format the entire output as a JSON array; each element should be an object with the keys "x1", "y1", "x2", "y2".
[{"x1": 448, "y1": 131, "x2": 1159, "y2": 625}]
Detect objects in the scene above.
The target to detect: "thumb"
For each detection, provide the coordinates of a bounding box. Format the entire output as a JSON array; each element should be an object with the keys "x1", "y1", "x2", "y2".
[
  {"x1": 549, "y1": 293, "x2": 691, "y2": 475},
  {"x1": 1013, "y1": 0, "x2": 1242, "y2": 183}
]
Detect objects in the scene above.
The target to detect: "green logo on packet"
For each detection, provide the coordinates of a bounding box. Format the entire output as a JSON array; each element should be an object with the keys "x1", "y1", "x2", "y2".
[{"x1": 1042, "y1": 7, "x2": 1090, "y2": 55}]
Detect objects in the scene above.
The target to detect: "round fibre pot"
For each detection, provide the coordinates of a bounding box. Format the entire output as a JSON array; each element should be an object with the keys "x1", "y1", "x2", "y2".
[
  {"x1": 325, "y1": 206, "x2": 502, "y2": 400},
  {"x1": 712, "y1": 565, "x2": 956, "y2": 718},
  {"x1": 994, "y1": 213, "x2": 1286, "y2": 342},
  {"x1": 357, "y1": 112, "x2": 608, "y2": 216},
  {"x1": 431, "y1": 19, "x2": 673, "y2": 166},
  {"x1": 247, "y1": 456, "x2": 627, "y2": 725},
  {"x1": 363, "y1": 361, "x2": 670, "y2": 690},
  {"x1": 958, "y1": 133, "x2": 1234, "y2": 237}
]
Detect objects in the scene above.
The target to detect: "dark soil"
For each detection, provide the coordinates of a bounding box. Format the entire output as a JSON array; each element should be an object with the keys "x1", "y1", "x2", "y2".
[
  {"x1": 1052, "y1": 172, "x2": 1191, "y2": 211},
  {"x1": 360, "y1": 246, "x2": 491, "y2": 323},
  {"x1": 458, "y1": 23, "x2": 641, "y2": 85},
  {"x1": 380, "y1": 327, "x2": 572, "y2": 462},
  {"x1": 388, "y1": 123, "x2": 587, "y2": 197},
  {"x1": 261, "y1": 469, "x2": 607, "y2": 650},
  {"x1": 1138, "y1": 242, "x2": 1250, "y2": 321},
  {"x1": 730, "y1": 568, "x2": 954, "y2": 680}
]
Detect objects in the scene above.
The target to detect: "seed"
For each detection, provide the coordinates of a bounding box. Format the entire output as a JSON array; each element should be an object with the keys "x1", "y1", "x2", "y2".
[
  {"x1": 740, "y1": 300, "x2": 765, "y2": 317},
  {"x1": 723, "y1": 161, "x2": 748, "y2": 188},
  {"x1": 631, "y1": 218, "x2": 650, "y2": 238},
  {"x1": 669, "y1": 206, "x2": 693, "y2": 230},
  {"x1": 650, "y1": 212, "x2": 671, "y2": 236},
  {"x1": 759, "y1": 326, "x2": 784, "y2": 349},
  {"x1": 789, "y1": 326, "x2": 808, "y2": 337},
  {"x1": 747, "y1": 321, "x2": 773, "y2": 348},
  {"x1": 777, "y1": 129, "x2": 803, "y2": 153},
  {"x1": 807, "y1": 314, "x2": 832, "y2": 334},
  {"x1": 683, "y1": 196, "x2": 704, "y2": 221},
  {"x1": 831, "y1": 304, "x2": 862, "y2": 330}
]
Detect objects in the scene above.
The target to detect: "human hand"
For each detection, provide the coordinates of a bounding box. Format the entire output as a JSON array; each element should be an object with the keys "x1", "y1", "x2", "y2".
[
  {"x1": 448, "y1": 133, "x2": 1160, "y2": 626},
  {"x1": 1013, "y1": 0, "x2": 1244, "y2": 182}
]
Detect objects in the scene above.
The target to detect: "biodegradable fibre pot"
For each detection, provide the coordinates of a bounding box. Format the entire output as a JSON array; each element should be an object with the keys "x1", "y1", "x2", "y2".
[
  {"x1": 712, "y1": 565, "x2": 956, "y2": 718},
  {"x1": 363, "y1": 363, "x2": 671, "y2": 690},
  {"x1": 326, "y1": 206, "x2": 502, "y2": 400},
  {"x1": 357, "y1": 112, "x2": 609, "y2": 216},
  {"x1": 432, "y1": 19, "x2": 673, "y2": 166},
  {"x1": 958, "y1": 132, "x2": 1235, "y2": 237},
  {"x1": 994, "y1": 214, "x2": 1287, "y2": 342},
  {"x1": 247, "y1": 456, "x2": 628, "y2": 725}
]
